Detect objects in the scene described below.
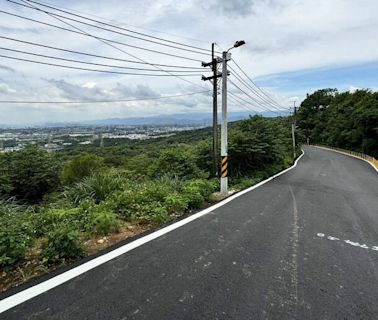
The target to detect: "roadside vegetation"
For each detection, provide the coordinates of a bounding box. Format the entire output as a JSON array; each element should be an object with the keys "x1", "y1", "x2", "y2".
[
  {"x1": 0, "y1": 115, "x2": 296, "y2": 291},
  {"x1": 297, "y1": 88, "x2": 378, "y2": 157}
]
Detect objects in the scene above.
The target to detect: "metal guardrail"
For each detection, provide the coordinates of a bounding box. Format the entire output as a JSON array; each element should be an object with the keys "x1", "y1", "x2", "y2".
[{"x1": 314, "y1": 145, "x2": 378, "y2": 169}]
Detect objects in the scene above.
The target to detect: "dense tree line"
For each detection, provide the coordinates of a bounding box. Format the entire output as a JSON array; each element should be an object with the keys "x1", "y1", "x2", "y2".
[{"x1": 297, "y1": 89, "x2": 378, "y2": 157}]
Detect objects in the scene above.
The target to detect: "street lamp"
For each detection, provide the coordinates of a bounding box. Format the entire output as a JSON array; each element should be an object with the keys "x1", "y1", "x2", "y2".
[{"x1": 220, "y1": 40, "x2": 245, "y2": 196}]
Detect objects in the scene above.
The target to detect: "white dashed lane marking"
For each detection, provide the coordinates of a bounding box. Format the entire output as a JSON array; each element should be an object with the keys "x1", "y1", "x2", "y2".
[{"x1": 317, "y1": 233, "x2": 378, "y2": 251}]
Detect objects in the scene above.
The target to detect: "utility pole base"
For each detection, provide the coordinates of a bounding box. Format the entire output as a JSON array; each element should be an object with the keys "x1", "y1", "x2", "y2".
[{"x1": 221, "y1": 177, "x2": 228, "y2": 196}]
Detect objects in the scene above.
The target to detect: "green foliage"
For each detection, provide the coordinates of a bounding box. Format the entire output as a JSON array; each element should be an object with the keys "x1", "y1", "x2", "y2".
[
  {"x1": 148, "y1": 147, "x2": 206, "y2": 179},
  {"x1": 35, "y1": 207, "x2": 89, "y2": 237},
  {"x1": 164, "y1": 193, "x2": 188, "y2": 213},
  {"x1": 0, "y1": 146, "x2": 61, "y2": 202},
  {"x1": 228, "y1": 115, "x2": 292, "y2": 177},
  {"x1": 181, "y1": 185, "x2": 204, "y2": 209},
  {"x1": 64, "y1": 169, "x2": 128, "y2": 205},
  {"x1": 107, "y1": 178, "x2": 179, "y2": 220},
  {"x1": 0, "y1": 200, "x2": 35, "y2": 267},
  {"x1": 88, "y1": 207, "x2": 119, "y2": 235},
  {"x1": 61, "y1": 153, "x2": 104, "y2": 185},
  {"x1": 183, "y1": 179, "x2": 217, "y2": 198},
  {"x1": 297, "y1": 89, "x2": 378, "y2": 157},
  {"x1": 231, "y1": 177, "x2": 262, "y2": 191},
  {"x1": 0, "y1": 115, "x2": 300, "y2": 271},
  {"x1": 42, "y1": 224, "x2": 84, "y2": 264}
]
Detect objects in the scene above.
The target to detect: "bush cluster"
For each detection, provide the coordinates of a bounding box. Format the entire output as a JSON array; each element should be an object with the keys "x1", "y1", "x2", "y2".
[
  {"x1": 0, "y1": 200, "x2": 35, "y2": 267},
  {"x1": 42, "y1": 225, "x2": 84, "y2": 264},
  {"x1": 0, "y1": 173, "x2": 218, "y2": 267}
]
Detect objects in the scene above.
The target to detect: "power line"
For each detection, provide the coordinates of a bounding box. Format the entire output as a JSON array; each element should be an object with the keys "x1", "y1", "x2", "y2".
[
  {"x1": 9, "y1": 0, "x2": 211, "y2": 57},
  {"x1": 16, "y1": 0, "x2": 217, "y2": 56},
  {"x1": 228, "y1": 94, "x2": 261, "y2": 115},
  {"x1": 229, "y1": 79, "x2": 285, "y2": 114},
  {"x1": 228, "y1": 90, "x2": 281, "y2": 115},
  {"x1": 33, "y1": 0, "x2": 207, "y2": 45},
  {"x1": 0, "y1": 36, "x2": 205, "y2": 70},
  {"x1": 230, "y1": 59, "x2": 286, "y2": 108},
  {"x1": 228, "y1": 64, "x2": 283, "y2": 112},
  {"x1": 0, "y1": 54, "x2": 204, "y2": 76},
  {"x1": 0, "y1": 90, "x2": 211, "y2": 104},
  {"x1": 228, "y1": 83, "x2": 286, "y2": 116},
  {"x1": 0, "y1": 9, "x2": 203, "y2": 63},
  {"x1": 0, "y1": 47, "x2": 211, "y2": 73},
  {"x1": 23, "y1": 0, "x2": 217, "y2": 52},
  {"x1": 228, "y1": 64, "x2": 283, "y2": 111},
  {"x1": 3, "y1": 1, "x2": 208, "y2": 89}
]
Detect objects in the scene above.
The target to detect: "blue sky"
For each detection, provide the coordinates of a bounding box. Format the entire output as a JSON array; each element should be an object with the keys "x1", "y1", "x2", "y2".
[
  {"x1": 256, "y1": 61, "x2": 378, "y2": 104},
  {"x1": 0, "y1": 0, "x2": 378, "y2": 124}
]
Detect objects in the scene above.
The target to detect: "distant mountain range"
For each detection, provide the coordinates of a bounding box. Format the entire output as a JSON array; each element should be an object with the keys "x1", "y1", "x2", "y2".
[{"x1": 0, "y1": 111, "x2": 290, "y2": 128}]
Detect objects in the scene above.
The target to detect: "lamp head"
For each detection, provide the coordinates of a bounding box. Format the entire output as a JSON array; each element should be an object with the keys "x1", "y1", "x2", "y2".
[{"x1": 234, "y1": 40, "x2": 246, "y2": 48}]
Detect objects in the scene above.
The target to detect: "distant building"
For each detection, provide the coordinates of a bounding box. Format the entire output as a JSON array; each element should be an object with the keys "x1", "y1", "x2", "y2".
[{"x1": 43, "y1": 143, "x2": 62, "y2": 152}]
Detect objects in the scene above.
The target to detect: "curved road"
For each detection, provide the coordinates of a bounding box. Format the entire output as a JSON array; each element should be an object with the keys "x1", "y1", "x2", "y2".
[{"x1": 1, "y1": 146, "x2": 378, "y2": 319}]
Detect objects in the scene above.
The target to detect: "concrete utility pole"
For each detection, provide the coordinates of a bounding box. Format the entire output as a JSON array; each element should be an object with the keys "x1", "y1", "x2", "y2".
[
  {"x1": 291, "y1": 101, "x2": 297, "y2": 160},
  {"x1": 202, "y1": 40, "x2": 245, "y2": 196},
  {"x1": 220, "y1": 50, "x2": 230, "y2": 195},
  {"x1": 220, "y1": 40, "x2": 245, "y2": 196}
]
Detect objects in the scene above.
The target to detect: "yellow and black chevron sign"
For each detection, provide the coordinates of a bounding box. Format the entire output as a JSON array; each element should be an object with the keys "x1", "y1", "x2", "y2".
[{"x1": 221, "y1": 156, "x2": 228, "y2": 178}]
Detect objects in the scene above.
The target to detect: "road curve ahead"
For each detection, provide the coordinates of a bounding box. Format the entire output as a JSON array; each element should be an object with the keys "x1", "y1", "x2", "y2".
[{"x1": 1, "y1": 146, "x2": 378, "y2": 320}]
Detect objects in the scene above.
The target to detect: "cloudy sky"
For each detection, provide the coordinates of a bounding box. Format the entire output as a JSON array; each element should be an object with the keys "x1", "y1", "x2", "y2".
[{"x1": 1, "y1": 0, "x2": 378, "y2": 125}]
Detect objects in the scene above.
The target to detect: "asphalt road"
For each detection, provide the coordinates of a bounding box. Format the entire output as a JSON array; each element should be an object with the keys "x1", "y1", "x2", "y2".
[{"x1": 1, "y1": 146, "x2": 378, "y2": 320}]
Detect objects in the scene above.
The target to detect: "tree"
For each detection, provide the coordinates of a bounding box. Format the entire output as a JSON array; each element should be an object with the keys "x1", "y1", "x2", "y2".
[
  {"x1": 61, "y1": 153, "x2": 104, "y2": 185},
  {"x1": 0, "y1": 146, "x2": 61, "y2": 202},
  {"x1": 228, "y1": 115, "x2": 291, "y2": 177},
  {"x1": 297, "y1": 89, "x2": 378, "y2": 157},
  {"x1": 148, "y1": 147, "x2": 206, "y2": 179}
]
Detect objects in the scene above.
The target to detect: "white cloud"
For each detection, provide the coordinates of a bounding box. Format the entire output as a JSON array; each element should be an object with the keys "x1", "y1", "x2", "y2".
[
  {"x1": 349, "y1": 86, "x2": 362, "y2": 93},
  {"x1": 0, "y1": 0, "x2": 377, "y2": 124},
  {"x1": 81, "y1": 82, "x2": 97, "y2": 89},
  {"x1": 0, "y1": 83, "x2": 16, "y2": 94}
]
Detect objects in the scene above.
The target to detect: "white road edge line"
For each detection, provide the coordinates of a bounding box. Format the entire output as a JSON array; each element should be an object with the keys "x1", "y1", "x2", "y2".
[
  {"x1": 0, "y1": 150, "x2": 305, "y2": 313},
  {"x1": 313, "y1": 146, "x2": 378, "y2": 174}
]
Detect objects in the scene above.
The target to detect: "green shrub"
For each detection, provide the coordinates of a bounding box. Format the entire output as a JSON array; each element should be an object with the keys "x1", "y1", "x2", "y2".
[
  {"x1": 0, "y1": 201, "x2": 35, "y2": 267},
  {"x1": 35, "y1": 207, "x2": 90, "y2": 236},
  {"x1": 107, "y1": 190, "x2": 136, "y2": 219},
  {"x1": 0, "y1": 217, "x2": 34, "y2": 267},
  {"x1": 231, "y1": 177, "x2": 262, "y2": 190},
  {"x1": 88, "y1": 208, "x2": 119, "y2": 235},
  {"x1": 136, "y1": 204, "x2": 170, "y2": 224},
  {"x1": 181, "y1": 186, "x2": 204, "y2": 209},
  {"x1": 61, "y1": 153, "x2": 104, "y2": 185},
  {"x1": 164, "y1": 193, "x2": 188, "y2": 214},
  {"x1": 64, "y1": 169, "x2": 128, "y2": 205},
  {"x1": 0, "y1": 146, "x2": 61, "y2": 202},
  {"x1": 142, "y1": 180, "x2": 176, "y2": 203},
  {"x1": 183, "y1": 179, "x2": 217, "y2": 198},
  {"x1": 180, "y1": 179, "x2": 218, "y2": 209},
  {"x1": 42, "y1": 225, "x2": 84, "y2": 264},
  {"x1": 148, "y1": 147, "x2": 206, "y2": 179},
  {"x1": 107, "y1": 178, "x2": 178, "y2": 219}
]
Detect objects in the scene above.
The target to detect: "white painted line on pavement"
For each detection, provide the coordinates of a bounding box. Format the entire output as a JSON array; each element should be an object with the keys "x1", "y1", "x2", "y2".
[
  {"x1": 316, "y1": 233, "x2": 377, "y2": 251},
  {"x1": 0, "y1": 151, "x2": 305, "y2": 314}
]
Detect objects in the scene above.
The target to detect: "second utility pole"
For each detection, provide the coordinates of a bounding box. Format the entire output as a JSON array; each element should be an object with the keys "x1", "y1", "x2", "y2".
[
  {"x1": 291, "y1": 101, "x2": 297, "y2": 160},
  {"x1": 212, "y1": 43, "x2": 219, "y2": 177},
  {"x1": 201, "y1": 43, "x2": 222, "y2": 177},
  {"x1": 221, "y1": 50, "x2": 231, "y2": 196}
]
